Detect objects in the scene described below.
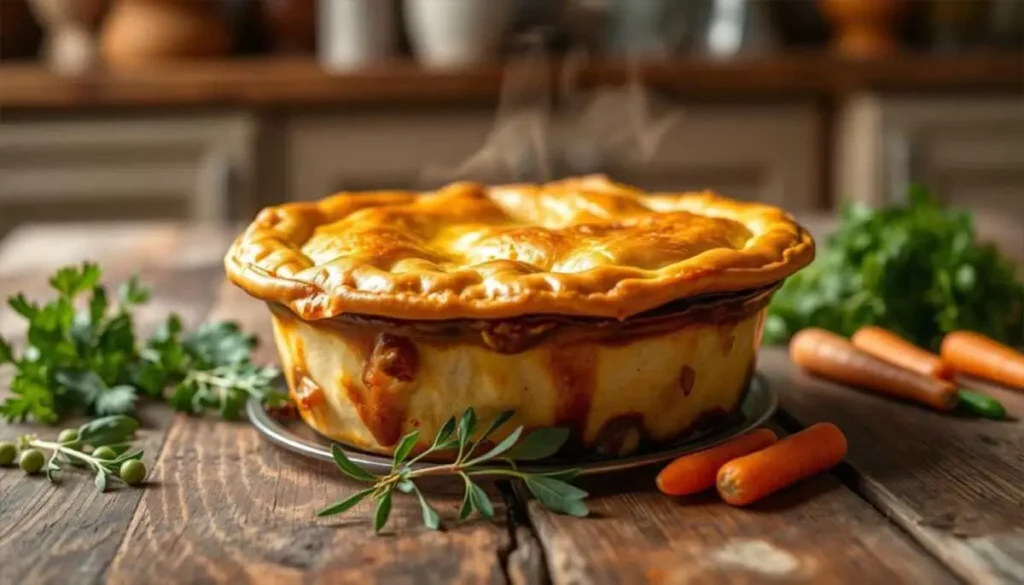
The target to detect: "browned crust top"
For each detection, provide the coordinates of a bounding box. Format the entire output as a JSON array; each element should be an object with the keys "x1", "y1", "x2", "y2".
[{"x1": 226, "y1": 175, "x2": 814, "y2": 320}]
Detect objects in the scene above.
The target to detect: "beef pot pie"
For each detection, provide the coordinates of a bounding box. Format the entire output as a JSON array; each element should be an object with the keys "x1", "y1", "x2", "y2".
[{"x1": 225, "y1": 176, "x2": 814, "y2": 457}]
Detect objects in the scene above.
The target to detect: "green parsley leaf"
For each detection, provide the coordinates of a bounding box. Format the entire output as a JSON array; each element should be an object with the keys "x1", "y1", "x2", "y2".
[
  {"x1": 9, "y1": 293, "x2": 39, "y2": 319},
  {"x1": 0, "y1": 336, "x2": 13, "y2": 364},
  {"x1": 184, "y1": 321, "x2": 256, "y2": 367},
  {"x1": 117, "y1": 274, "x2": 151, "y2": 306},
  {"x1": 50, "y1": 262, "x2": 101, "y2": 298},
  {"x1": 0, "y1": 264, "x2": 279, "y2": 424},
  {"x1": 94, "y1": 385, "x2": 139, "y2": 416}
]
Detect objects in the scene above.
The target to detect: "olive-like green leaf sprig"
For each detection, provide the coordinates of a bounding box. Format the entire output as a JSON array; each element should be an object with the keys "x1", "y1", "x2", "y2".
[
  {"x1": 317, "y1": 408, "x2": 588, "y2": 534},
  {"x1": 0, "y1": 415, "x2": 147, "y2": 491}
]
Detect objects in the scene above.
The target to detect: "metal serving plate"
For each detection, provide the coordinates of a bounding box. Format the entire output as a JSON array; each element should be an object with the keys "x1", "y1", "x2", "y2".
[{"x1": 247, "y1": 374, "x2": 776, "y2": 476}]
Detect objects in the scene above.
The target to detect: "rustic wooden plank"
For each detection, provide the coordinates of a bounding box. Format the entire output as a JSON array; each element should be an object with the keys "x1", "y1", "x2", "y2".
[
  {"x1": 0, "y1": 225, "x2": 230, "y2": 583},
  {"x1": 762, "y1": 347, "x2": 1024, "y2": 585},
  {"x1": 521, "y1": 431, "x2": 958, "y2": 585},
  {"x1": 0, "y1": 255, "x2": 225, "y2": 584},
  {"x1": 107, "y1": 281, "x2": 517, "y2": 584}
]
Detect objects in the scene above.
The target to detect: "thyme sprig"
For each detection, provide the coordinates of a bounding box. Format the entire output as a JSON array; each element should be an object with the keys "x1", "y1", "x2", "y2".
[{"x1": 317, "y1": 408, "x2": 589, "y2": 533}]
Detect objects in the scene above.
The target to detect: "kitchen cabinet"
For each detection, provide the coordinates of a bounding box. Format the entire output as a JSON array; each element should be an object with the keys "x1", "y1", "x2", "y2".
[
  {"x1": 0, "y1": 113, "x2": 259, "y2": 236},
  {"x1": 606, "y1": 102, "x2": 820, "y2": 208},
  {"x1": 284, "y1": 102, "x2": 820, "y2": 208},
  {"x1": 283, "y1": 109, "x2": 498, "y2": 199},
  {"x1": 0, "y1": 91, "x2": 1018, "y2": 240}
]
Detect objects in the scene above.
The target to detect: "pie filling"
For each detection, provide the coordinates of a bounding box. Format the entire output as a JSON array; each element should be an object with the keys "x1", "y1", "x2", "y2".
[{"x1": 269, "y1": 286, "x2": 773, "y2": 457}]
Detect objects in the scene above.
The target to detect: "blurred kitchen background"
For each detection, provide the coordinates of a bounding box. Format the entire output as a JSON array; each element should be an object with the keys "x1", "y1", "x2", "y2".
[{"x1": 0, "y1": 0, "x2": 1021, "y2": 252}]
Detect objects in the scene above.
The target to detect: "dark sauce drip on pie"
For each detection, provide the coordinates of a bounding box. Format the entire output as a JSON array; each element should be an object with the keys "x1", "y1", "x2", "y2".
[
  {"x1": 548, "y1": 345, "x2": 597, "y2": 440},
  {"x1": 679, "y1": 365, "x2": 696, "y2": 397},
  {"x1": 286, "y1": 336, "x2": 322, "y2": 410},
  {"x1": 355, "y1": 333, "x2": 419, "y2": 446}
]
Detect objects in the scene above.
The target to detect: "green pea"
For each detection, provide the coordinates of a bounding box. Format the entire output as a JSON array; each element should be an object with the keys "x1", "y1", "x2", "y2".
[
  {"x1": 119, "y1": 460, "x2": 147, "y2": 486},
  {"x1": 958, "y1": 390, "x2": 1007, "y2": 420},
  {"x1": 0, "y1": 441, "x2": 17, "y2": 466},
  {"x1": 57, "y1": 428, "x2": 79, "y2": 444},
  {"x1": 19, "y1": 449, "x2": 45, "y2": 474},
  {"x1": 92, "y1": 446, "x2": 117, "y2": 461}
]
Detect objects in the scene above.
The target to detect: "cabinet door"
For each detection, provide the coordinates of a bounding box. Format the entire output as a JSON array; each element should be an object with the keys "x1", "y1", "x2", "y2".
[
  {"x1": 285, "y1": 103, "x2": 820, "y2": 210},
  {"x1": 835, "y1": 95, "x2": 1024, "y2": 256},
  {"x1": 0, "y1": 114, "x2": 258, "y2": 235},
  {"x1": 285, "y1": 110, "x2": 498, "y2": 199},
  {"x1": 603, "y1": 102, "x2": 821, "y2": 209}
]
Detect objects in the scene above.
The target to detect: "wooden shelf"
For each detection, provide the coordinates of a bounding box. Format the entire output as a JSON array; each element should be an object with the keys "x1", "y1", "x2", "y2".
[{"x1": 0, "y1": 52, "x2": 1020, "y2": 110}]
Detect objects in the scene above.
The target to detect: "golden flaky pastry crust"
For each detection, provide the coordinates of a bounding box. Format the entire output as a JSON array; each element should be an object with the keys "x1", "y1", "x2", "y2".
[{"x1": 225, "y1": 175, "x2": 814, "y2": 321}]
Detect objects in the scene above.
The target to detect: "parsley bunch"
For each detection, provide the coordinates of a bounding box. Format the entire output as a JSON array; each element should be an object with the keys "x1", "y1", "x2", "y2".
[
  {"x1": 766, "y1": 186, "x2": 1024, "y2": 350},
  {"x1": 0, "y1": 263, "x2": 286, "y2": 424}
]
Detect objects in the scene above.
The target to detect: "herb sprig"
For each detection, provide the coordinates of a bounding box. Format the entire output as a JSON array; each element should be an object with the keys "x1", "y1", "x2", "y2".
[
  {"x1": 0, "y1": 263, "x2": 287, "y2": 424},
  {"x1": 318, "y1": 408, "x2": 589, "y2": 533},
  {"x1": 0, "y1": 415, "x2": 147, "y2": 491}
]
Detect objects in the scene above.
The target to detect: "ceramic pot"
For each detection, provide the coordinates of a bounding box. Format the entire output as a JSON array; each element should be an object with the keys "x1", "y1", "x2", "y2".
[
  {"x1": 318, "y1": 0, "x2": 397, "y2": 72},
  {"x1": 100, "y1": 0, "x2": 231, "y2": 69},
  {"x1": 404, "y1": 0, "x2": 513, "y2": 69},
  {"x1": 261, "y1": 0, "x2": 315, "y2": 53},
  {"x1": 699, "y1": 0, "x2": 777, "y2": 57},
  {"x1": 819, "y1": 0, "x2": 905, "y2": 58},
  {"x1": 28, "y1": 0, "x2": 106, "y2": 73}
]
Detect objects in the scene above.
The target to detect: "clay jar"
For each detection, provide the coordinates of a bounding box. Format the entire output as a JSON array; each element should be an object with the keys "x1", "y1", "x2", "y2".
[
  {"x1": 28, "y1": 0, "x2": 106, "y2": 73},
  {"x1": 819, "y1": 0, "x2": 905, "y2": 58},
  {"x1": 261, "y1": 0, "x2": 316, "y2": 53},
  {"x1": 101, "y1": 0, "x2": 231, "y2": 69}
]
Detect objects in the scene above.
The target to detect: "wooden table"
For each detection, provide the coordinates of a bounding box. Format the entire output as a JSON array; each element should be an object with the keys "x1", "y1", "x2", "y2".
[{"x1": 1, "y1": 223, "x2": 1022, "y2": 585}]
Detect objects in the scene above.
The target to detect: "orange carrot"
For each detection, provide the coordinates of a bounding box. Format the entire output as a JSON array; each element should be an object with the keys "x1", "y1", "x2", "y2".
[
  {"x1": 790, "y1": 328, "x2": 959, "y2": 411},
  {"x1": 717, "y1": 423, "x2": 847, "y2": 506},
  {"x1": 656, "y1": 428, "x2": 778, "y2": 496},
  {"x1": 851, "y1": 325, "x2": 954, "y2": 381},
  {"x1": 941, "y1": 331, "x2": 1024, "y2": 390}
]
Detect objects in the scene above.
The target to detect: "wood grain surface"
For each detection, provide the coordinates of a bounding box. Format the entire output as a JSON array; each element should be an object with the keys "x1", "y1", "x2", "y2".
[
  {"x1": 0, "y1": 53, "x2": 1020, "y2": 110},
  {"x1": 521, "y1": 443, "x2": 955, "y2": 585},
  {"x1": 106, "y1": 281, "x2": 516, "y2": 585},
  {"x1": 4, "y1": 223, "x2": 1022, "y2": 585},
  {"x1": 762, "y1": 349, "x2": 1024, "y2": 584},
  {"x1": 0, "y1": 234, "x2": 224, "y2": 585}
]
